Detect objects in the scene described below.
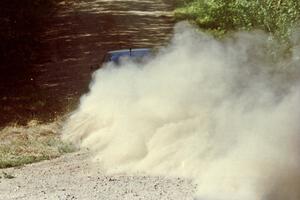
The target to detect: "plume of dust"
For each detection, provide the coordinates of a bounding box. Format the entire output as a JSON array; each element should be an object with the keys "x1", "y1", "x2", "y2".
[{"x1": 62, "y1": 22, "x2": 300, "y2": 200}]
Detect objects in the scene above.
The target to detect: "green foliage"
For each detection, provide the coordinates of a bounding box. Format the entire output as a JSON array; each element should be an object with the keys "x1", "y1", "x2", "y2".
[{"x1": 175, "y1": 0, "x2": 300, "y2": 41}]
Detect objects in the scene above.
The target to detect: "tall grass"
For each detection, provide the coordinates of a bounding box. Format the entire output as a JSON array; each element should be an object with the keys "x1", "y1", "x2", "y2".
[
  {"x1": 0, "y1": 121, "x2": 76, "y2": 168},
  {"x1": 175, "y1": 0, "x2": 300, "y2": 41}
]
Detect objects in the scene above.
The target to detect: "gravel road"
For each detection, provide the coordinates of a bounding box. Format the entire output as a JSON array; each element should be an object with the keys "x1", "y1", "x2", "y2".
[{"x1": 0, "y1": 151, "x2": 195, "y2": 200}]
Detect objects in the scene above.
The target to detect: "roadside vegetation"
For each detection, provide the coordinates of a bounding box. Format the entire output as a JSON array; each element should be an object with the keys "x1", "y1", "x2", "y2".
[
  {"x1": 0, "y1": 120, "x2": 75, "y2": 168},
  {"x1": 175, "y1": 0, "x2": 300, "y2": 42}
]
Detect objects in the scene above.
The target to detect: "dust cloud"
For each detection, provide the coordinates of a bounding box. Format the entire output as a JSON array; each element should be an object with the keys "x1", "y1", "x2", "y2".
[{"x1": 63, "y1": 22, "x2": 300, "y2": 200}]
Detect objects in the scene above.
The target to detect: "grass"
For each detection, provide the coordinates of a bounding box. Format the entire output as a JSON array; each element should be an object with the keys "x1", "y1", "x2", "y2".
[{"x1": 0, "y1": 120, "x2": 76, "y2": 169}]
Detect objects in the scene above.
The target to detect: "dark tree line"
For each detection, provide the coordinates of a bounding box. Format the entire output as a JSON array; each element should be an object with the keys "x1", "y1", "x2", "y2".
[{"x1": 0, "y1": 0, "x2": 59, "y2": 76}]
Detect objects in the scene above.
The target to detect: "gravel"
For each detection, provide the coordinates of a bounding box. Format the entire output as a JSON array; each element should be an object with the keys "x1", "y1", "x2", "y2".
[{"x1": 0, "y1": 151, "x2": 195, "y2": 200}]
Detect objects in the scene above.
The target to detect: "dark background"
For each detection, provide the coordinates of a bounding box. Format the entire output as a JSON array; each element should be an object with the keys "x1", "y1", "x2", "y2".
[{"x1": 0, "y1": 0, "x2": 175, "y2": 127}]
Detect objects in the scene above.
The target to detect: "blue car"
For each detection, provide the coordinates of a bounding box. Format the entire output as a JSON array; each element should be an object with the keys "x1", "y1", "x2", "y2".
[
  {"x1": 91, "y1": 48, "x2": 152, "y2": 71},
  {"x1": 103, "y1": 48, "x2": 152, "y2": 64}
]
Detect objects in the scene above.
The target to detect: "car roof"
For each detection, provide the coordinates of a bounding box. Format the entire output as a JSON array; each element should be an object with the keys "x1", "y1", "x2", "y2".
[
  {"x1": 108, "y1": 48, "x2": 150, "y2": 54},
  {"x1": 104, "y1": 48, "x2": 152, "y2": 63}
]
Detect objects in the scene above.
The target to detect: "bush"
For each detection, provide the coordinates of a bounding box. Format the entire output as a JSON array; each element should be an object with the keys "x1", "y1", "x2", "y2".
[{"x1": 175, "y1": 0, "x2": 300, "y2": 41}]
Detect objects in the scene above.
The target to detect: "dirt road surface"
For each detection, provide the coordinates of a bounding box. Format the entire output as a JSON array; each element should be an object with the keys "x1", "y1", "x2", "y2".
[{"x1": 0, "y1": 151, "x2": 195, "y2": 200}]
